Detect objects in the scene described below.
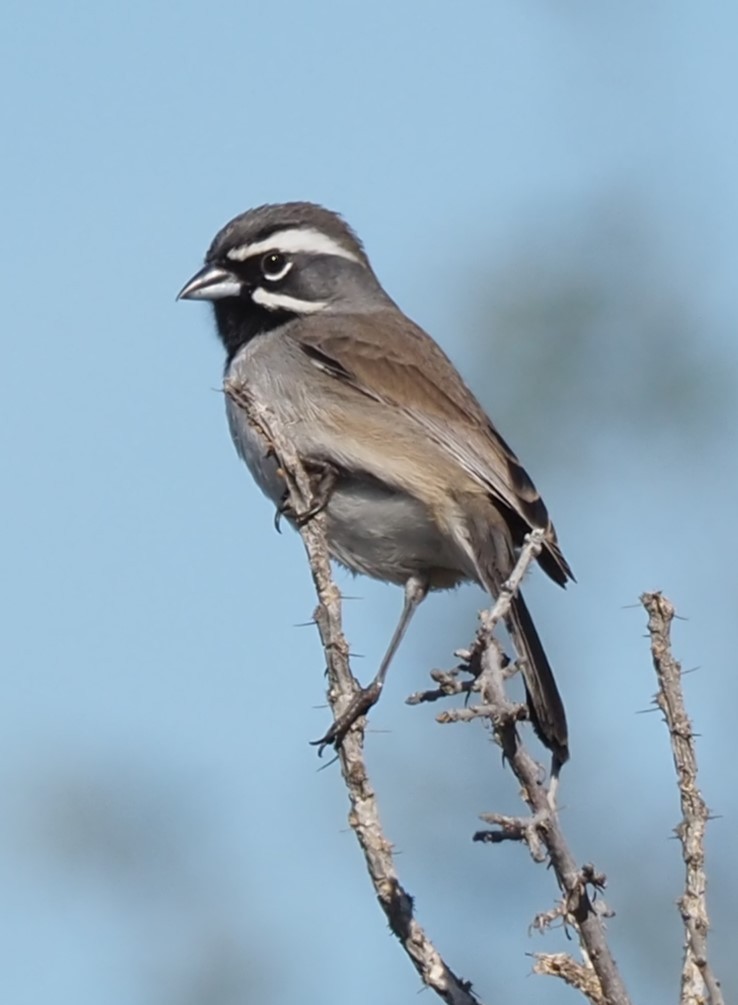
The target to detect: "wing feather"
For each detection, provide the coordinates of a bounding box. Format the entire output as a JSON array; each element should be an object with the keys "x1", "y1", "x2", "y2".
[{"x1": 288, "y1": 310, "x2": 573, "y2": 584}]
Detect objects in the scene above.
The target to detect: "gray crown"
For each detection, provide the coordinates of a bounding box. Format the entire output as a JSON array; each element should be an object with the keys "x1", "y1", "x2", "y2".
[{"x1": 206, "y1": 202, "x2": 371, "y2": 268}]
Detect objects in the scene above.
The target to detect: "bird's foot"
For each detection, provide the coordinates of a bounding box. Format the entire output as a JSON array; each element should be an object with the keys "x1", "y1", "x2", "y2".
[
  {"x1": 273, "y1": 461, "x2": 339, "y2": 532},
  {"x1": 311, "y1": 680, "x2": 383, "y2": 755}
]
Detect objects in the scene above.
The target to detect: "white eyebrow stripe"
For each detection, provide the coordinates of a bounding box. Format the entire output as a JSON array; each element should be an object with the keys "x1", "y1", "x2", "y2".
[
  {"x1": 226, "y1": 228, "x2": 361, "y2": 264},
  {"x1": 252, "y1": 287, "x2": 329, "y2": 314}
]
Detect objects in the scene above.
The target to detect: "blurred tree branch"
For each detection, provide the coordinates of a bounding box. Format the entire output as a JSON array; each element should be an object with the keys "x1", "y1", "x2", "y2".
[{"x1": 467, "y1": 203, "x2": 732, "y2": 472}]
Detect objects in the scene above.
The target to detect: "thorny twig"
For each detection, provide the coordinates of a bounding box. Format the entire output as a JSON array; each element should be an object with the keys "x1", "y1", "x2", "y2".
[
  {"x1": 420, "y1": 534, "x2": 631, "y2": 1005},
  {"x1": 641, "y1": 592, "x2": 724, "y2": 1005},
  {"x1": 224, "y1": 379, "x2": 482, "y2": 1005}
]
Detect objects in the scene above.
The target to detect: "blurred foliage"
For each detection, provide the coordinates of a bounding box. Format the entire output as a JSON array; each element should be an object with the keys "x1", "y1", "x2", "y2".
[
  {"x1": 24, "y1": 768, "x2": 273, "y2": 1005},
  {"x1": 466, "y1": 199, "x2": 733, "y2": 465}
]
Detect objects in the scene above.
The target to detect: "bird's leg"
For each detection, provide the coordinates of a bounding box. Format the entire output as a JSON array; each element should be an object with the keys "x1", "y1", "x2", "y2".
[
  {"x1": 313, "y1": 574, "x2": 430, "y2": 753},
  {"x1": 273, "y1": 460, "x2": 339, "y2": 532}
]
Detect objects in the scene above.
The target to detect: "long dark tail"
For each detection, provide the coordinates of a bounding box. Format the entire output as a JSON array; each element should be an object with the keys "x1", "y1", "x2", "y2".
[{"x1": 507, "y1": 592, "x2": 569, "y2": 764}]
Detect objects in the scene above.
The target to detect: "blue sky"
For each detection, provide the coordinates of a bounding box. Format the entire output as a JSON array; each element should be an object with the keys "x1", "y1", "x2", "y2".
[{"x1": 2, "y1": 3, "x2": 737, "y2": 1003}]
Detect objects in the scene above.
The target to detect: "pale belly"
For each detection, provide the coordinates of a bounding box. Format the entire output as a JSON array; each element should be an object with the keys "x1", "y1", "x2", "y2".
[
  {"x1": 324, "y1": 477, "x2": 469, "y2": 587},
  {"x1": 225, "y1": 395, "x2": 470, "y2": 589}
]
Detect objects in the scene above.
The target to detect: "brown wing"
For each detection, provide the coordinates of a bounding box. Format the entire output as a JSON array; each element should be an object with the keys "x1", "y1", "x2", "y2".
[{"x1": 289, "y1": 310, "x2": 573, "y2": 586}]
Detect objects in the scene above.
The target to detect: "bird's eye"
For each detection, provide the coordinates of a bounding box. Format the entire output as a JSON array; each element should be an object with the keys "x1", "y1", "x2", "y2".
[{"x1": 260, "y1": 252, "x2": 291, "y2": 281}]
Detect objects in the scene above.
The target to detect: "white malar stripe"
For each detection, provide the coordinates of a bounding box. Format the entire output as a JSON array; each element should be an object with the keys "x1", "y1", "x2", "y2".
[
  {"x1": 226, "y1": 228, "x2": 361, "y2": 264},
  {"x1": 252, "y1": 287, "x2": 328, "y2": 314}
]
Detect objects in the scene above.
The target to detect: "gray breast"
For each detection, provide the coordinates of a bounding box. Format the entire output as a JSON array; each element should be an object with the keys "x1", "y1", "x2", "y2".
[
  {"x1": 224, "y1": 334, "x2": 472, "y2": 589},
  {"x1": 322, "y1": 475, "x2": 468, "y2": 586},
  {"x1": 225, "y1": 388, "x2": 286, "y2": 504}
]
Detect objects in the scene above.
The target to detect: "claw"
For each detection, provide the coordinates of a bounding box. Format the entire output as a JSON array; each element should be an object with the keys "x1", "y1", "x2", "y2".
[
  {"x1": 273, "y1": 492, "x2": 291, "y2": 534},
  {"x1": 273, "y1": 461, "x2": 339, "y2": 532},
  {"x1": 310, "y1": 682, "x2": 383, "y2": 754}
]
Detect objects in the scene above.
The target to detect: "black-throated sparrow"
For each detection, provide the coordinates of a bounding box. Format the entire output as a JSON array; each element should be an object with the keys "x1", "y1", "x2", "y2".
[{"x1": 178, "y1": 202, "x2": 574, "y2": 764}]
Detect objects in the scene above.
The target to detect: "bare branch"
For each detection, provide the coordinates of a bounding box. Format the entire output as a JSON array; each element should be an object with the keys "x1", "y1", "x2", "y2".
[
  {"x1": 224, "y1": 379, "x2": 483, "y2": 1005},
  {"x1": 464, "y1": 540, "x2": 632, "y2": 1005},
  {"x1": 406, "y1": 668, "x2": 475, "y2": 705},
  {"x1": 475, "y1": 811, "x2": 548, "y2": 862},
  {"x1": 641, "y1": 592, "x2": 725, "y2": 1005},
  {"x1": 532, "y1": 954, "x2": 606, "y2": 1004},
  {"x1": 408, "y1": 537, "x2": 630, "y2": 1003}
]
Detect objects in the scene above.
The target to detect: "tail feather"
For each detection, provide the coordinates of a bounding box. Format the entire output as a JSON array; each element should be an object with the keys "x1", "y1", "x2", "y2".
[
  {"x1": 507, "y1": 592, "x2": 569, "y2": 764},
  {"x1": 460, "y1": 497, "x2": 569, "y2": 762}
]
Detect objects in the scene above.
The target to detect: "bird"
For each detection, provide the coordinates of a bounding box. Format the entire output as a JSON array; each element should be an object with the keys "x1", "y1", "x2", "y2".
[{"x1": 178, "y1": 202, "x2": 574, "y2": 764}]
